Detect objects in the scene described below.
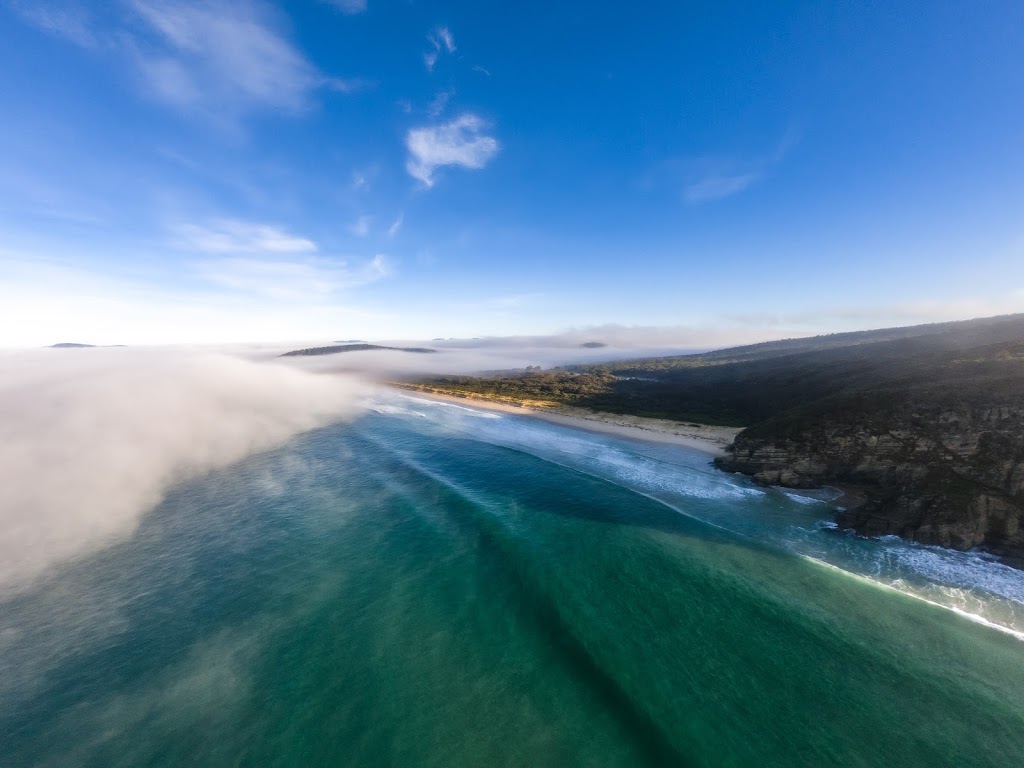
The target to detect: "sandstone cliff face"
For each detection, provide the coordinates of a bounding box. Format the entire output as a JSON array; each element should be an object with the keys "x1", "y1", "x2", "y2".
[{"x1": 716, "y1": 401, "x2": 1024, "y2": 562}]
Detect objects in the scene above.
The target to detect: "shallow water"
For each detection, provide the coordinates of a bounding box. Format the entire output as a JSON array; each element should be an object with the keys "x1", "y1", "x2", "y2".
[{"x1": 2, "y1": 394, "x2": 1023, "y2": 766}]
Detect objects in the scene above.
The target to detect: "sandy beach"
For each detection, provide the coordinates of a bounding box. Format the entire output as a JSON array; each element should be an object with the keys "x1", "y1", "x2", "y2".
[{"x1": 393, "y1": 387, "x2": 742, "y2": 457}]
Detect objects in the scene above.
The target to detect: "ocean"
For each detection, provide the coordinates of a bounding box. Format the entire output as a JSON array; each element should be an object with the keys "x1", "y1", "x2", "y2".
[{"x1": 2, "y1": 392, "x2": 1023, "y2": 767}]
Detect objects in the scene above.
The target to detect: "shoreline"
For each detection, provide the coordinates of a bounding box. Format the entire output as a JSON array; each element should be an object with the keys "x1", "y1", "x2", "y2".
[{"x1": 392, "y1": 387, "x2": 742, "y2": 457}]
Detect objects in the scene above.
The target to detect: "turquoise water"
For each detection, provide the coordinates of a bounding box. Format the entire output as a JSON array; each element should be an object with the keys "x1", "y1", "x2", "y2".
[{"x1": 2, "y1": 394, "x2": 1024, "y2": 766}]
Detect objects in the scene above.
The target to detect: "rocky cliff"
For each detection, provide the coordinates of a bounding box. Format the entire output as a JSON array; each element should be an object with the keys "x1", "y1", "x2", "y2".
[{"x1": 717, "y1": 396, "x2": 1024, "y2": 564}]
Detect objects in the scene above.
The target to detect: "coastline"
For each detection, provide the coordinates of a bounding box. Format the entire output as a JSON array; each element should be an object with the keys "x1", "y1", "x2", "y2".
[{"x1": 392, "y1": 386, "x2": 742, "y2": 457}]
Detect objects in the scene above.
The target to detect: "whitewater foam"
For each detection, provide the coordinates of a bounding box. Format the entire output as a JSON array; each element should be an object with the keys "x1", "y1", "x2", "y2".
[{"x1": 802, "y1": 556, "x2": 1024, "y2": 642}]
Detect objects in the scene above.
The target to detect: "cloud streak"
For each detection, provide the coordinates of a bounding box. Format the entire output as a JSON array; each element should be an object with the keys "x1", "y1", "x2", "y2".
[
  {"x1": 684, "y1": 171, "x2": 763, "y2": 203},
  {"x1": 386, "y1": 212, "x2": 404, "y2": 239},
  {"x1": 405, "y1": 114, "x2": 500, "y2": 187},
  {"x1": 13, "y1": 1, "x2": 357, "y2": 118},
  {"x1": 424, "y1": 26, "x2": 455, "y2": 71},
  {"x1": 177, "y1": 220, "x2": 318, "y2": 254},
  {"x1": 174, "y1": 218, "x2": 391, "y2": 300},
  {"x1": 683, "y1": 128, "x2": 801, "y2": 203},
  {"x1": 127, "y1": 0, "x2": 334, "y2": 114},
  {"x1": 197, "y1": 253, "x2": 390, "y2": 300}
]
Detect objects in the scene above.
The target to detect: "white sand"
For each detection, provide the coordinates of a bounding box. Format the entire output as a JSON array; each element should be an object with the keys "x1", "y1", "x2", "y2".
[{"x1": 394, "y1": 388, "x2": 742, "y2": 457}]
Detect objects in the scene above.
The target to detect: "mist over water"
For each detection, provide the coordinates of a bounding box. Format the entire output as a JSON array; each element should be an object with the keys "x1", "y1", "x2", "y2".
[
  {"x1": 0, "y1": 349, "x2": 366, "y2": 594},
  {"x1": 3, "y1": 384, "x2": 1024, "y2": 766}
]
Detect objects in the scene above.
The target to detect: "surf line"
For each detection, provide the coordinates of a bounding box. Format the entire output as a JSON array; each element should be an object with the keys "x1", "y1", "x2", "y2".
[{"x1": 801, "y1": 555, "x2": 1024, "y2": 642}]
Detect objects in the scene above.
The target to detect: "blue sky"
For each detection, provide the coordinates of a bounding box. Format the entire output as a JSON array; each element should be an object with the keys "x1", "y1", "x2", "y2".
[{"x1": 1, "y1": 0, "x2": 1023, "y2": 346}]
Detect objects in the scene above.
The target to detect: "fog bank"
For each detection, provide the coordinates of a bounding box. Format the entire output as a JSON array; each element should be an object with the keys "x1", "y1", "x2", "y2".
[{"x1": 0, "y1": 349, "x2": 367, "y2": 594}]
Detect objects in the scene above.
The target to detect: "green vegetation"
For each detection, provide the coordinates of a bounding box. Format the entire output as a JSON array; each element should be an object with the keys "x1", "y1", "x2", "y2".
[{"x1": 412, "y1": 314, "x2": 1024, "y2": 427}]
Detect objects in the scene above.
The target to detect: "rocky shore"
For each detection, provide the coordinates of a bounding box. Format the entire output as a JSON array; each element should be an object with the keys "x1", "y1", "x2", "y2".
[{"x1": 716, "y1": 399, "x2": 1024, "y2": 565}]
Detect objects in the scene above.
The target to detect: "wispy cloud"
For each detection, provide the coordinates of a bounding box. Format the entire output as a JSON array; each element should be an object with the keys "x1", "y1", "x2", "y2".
[
  {"x1": 321, "y1": 0, "x2": 367, "y2": 15},
  {"x1": 8, "y1": 1, "x2": 97, "y2": 47},
  {"x1": 386, "y1": 212, "x2": 404, "y2": 239},
  {"x1": 12, "y1": 1, "x2": 358, "y2": 118},
  {"x1": 428, "y1": 88, "x2": 454, "y2": 118},
  {"x1": 405, "y1": 114, "x2": 500, "y2": 188},
  {"x1": 683, "y1": 128, "x2": 801, "y2": 203},
  {"x1": 348, "y1": 215, "x2": 371, "y2": 238},
  {"x1": 175, "y1": 218, "x2": 389, "y2": 299},
  {"x1": 127, "y1": 0, "x2": 334, "y2": 114},
  {"x1": 196, "y1": 253, "x2": 389, "y2": 301},
  {"x1": 424, "y1": 26, "x2": 455, "y2": 72},
  {"x1": 177, "y1": 220, "x2": 318, "y2": 254},
  {"x1": 684, "y1": 171, "x2": 763, "y2": 203}
]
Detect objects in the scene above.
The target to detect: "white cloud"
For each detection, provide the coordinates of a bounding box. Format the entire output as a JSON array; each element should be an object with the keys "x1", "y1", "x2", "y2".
[
  {"x1": 387, "y1": 212, "x2": 404, "y2": 239},
  {"x1": 172, "y1": 220, "x2": 389, "y2": 299},
  {"x1": 10, "y1": 1, "x2": 368, "y2": 124},
  {"x1": 349, "y1": 215, "x2": 371, "y2": 238},
  {"x1": 405, "y1": 114, "x2": 500, "y2": 187},
  {"x1": 322, "y1": 0, "x2": 367, "y2": 14},
  {"x1": 177, "y1": 220, "x2": 318, "y2": 254},
  {"x1": 424, "y1": 25, "x2": 455, "y2": 72},
  {"x1": 122, "y1": 0, "x2": 364, "y2": 117},
  {"x1": 434, "y1": 27, "x2": 455, "y2": 53},
  {"x1": 127, "y1": 0, "x2": 330, "y2": 114}
]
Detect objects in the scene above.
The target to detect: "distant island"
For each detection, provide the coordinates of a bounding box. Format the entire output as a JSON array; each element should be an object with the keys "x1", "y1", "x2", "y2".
[
  {"x1": 282, "y1": 344, "x2": 437, "y2": 357},
  {"x1": 49, "y1": 342, "x2": 96, "y2": 348},
  {"x1": 404, "y1": 313, "x2": 1024, "y2": 566},
  {"x1": 579, "y1": 341, "x2": 607, "y2": 348}
]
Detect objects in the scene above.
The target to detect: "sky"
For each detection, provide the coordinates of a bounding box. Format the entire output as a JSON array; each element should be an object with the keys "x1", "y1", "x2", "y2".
[{"x1": 1, "y1": 0, "x2": 1023, "y2": 347}]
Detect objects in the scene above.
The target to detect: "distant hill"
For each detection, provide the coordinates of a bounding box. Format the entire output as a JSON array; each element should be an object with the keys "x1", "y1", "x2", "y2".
[
  {"x1": 408, "y1": 314, "x2": 1024, "y2": 564},
  {"x1": 48, "y1": 343, "x2": 96, "y2": 348},
  {"x1": 281, "y1": 344, "x2": 437, "y2": 357},
  {"x1": 579, "y1": 341, "x2": 607, "y2": 348},
  {"x1": 573, "y1": 313, "x2": 1024, "y2": 374}
]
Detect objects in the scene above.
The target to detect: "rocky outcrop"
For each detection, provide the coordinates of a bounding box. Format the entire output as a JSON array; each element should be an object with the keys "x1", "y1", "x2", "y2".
[{"x1": 716, "y1": 401, "x2": 1024, "y2": 563}]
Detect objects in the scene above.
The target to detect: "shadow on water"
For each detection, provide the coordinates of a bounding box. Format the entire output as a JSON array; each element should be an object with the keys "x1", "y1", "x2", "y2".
[{"x1": 353, "y1": 430, "x2": 694, "y2": 766}]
